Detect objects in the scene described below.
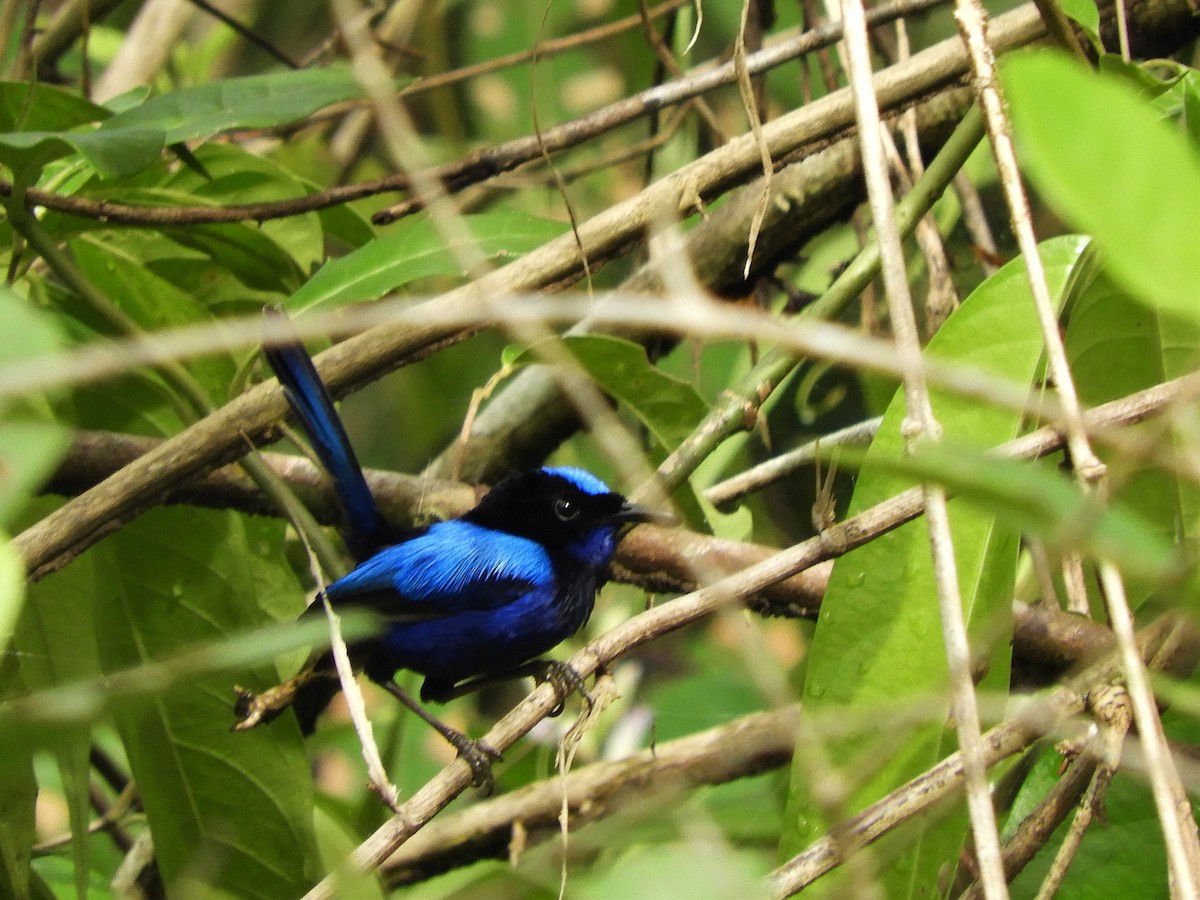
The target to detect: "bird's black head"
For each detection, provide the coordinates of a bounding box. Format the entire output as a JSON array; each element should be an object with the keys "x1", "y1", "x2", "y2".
[{"x1": 464, "y1": 466, "x2": 655, "y2": 566}]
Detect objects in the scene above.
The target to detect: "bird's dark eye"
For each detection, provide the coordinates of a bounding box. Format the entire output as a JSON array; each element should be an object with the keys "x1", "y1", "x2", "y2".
[{"x1": 554, "y1": 497, "x2": 580, "y2": 521}]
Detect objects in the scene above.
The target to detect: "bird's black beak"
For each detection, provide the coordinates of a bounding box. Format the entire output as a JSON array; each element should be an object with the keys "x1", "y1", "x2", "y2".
[{"x1": 609, "y1": 499, "x2": 675, "y2": 526}]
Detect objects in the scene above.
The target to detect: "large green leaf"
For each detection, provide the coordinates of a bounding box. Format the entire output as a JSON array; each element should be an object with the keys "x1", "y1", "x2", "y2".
[
  {"x1": 100, "y1": 67, "x2": 372, "y2": 144},
  {"x1": 1065, "y1": 270, "x2": 1200, "y2": 607},
  {"x1": 0, "y1": 289, "x2": 69, "y2": 530},
  {"x1": 161, "y1": 143, "x2": 327, "y2": 274},
  {"x1": 782, "y1": 236, "x2": 1096, "y2": 893},
  {"x1": 865, "y1": 445, "x2": 1180, "y2": 581},
  {"x1": 574, "y1": 843, "x2": 769, "y2": 900},
  {"x1": 0, "y1": 81, "x2": 161, "y2": 179},
  {"x1": 12, "y1": 503, "x2": 101, "y2": 900},
  {"x1": 1003, "y1": 51, "x2": 1200, "y2": 326},
  {"x1": 0, "y1": 127, "x2": 164, "y2": 180},
  {"x1": 69, "y1": 234, "x2": 239, "y2": 402},
  {"x1": 287, "y1": 209, "x2": 566, "y2": 312},
  {"x1": 507, "y1": 335, "x2": 709, "y2": 452},
  {"x1": 0, "y1": 552, "x2": 33, "y2": 900},
  {"x1": 0, "y1": 538, "x2": 24, "y2": 671},
  {"x1": 0, "y1": 744, "x2": 34, "y2": 900},
  {"x1": 92, "y1": 507, "x2": 315, "y2": 898},
  {"x1": 1009, "y1": 753, "x2": 1168, "y2": 896},
  {"x1": 0, "y1": 82, "x2": 110, "y2": 132},
  {"x1": 0, "y1": 68, "x2": 372, "y2": 180},
  {"x1": 0, "y1": 423, "x2": 70, "y2": 529},
  {"x1": 162, "y1": 223, "x2": 306, "y2": 294}
]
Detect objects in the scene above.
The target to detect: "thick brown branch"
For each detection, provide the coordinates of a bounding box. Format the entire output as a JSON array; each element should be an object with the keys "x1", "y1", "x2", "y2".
[
  {"x1": 43, "y1": 371, "x2": 1198, "y2": 623},
  {"x1": 45, "y1": 429, "x2": 832, "y2": 610},
  {"x1": 43, "y1": 367, "x2": 1200, "y2": 614}
]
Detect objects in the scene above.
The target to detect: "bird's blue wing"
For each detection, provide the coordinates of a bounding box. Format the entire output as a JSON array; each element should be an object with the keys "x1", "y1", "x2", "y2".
[
  {"x1": 323, "y1": 520, "x2": 550, "y2": 618},
  {"x1": 263, "y1": 308, "x2": 390, "y2": 558}
]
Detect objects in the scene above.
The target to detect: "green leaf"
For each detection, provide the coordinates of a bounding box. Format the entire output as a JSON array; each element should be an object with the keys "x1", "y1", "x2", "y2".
[
  {"x1": 160, "y1": 143, "x2": 327, "y2": 273},
  {"x1": 0, "y1": 286, "x2": 64, "y2": 369},
  {"x1": 509, "y1": 335, "x2": 708, "y2": 452},
  {"x1": 1057, "y1": 0, "x2": 1099, "y2": 37},
  {"x1": 163, "y1": 223, "x2": 306, "y2": 294},
  {"x1": 12, "y1": 504, "x2": 101, "y2": 696},
  {"x1": 53, "y1": 746, "x2": 91, "y2": 900},
  {"x1": 1002, "y1": 51, "x2": 1200, "y2": 325},
  {"x1": 12, "y1": 497, "x2": 102, "y2": 900},
  {"x1": 0, "y1": 538, "x2": 22, "y2": 657},
  {"x1": 1010, "y1": 763, "x2": 1167, "y2": 896},
  {"x1": 0, "y1": 127, "x2": 165, "y2": 180},
  {"x1": 0, "y1": 423, "x2": 70, "y2": 530},
  {"x1": 783, "y1": 236, "x2": 1095, "y2": 892},
  {"x1": 1065, "y1": 270, "x2": 1200, "y2": 606},
  {"x1": 92, "y1": 508, "x2": 316, "y2": 898},
  {"x1": 0, "y1": 290, "x2": 70, "y2": 528},
  {"x1": 313, "y1": 806, "x2": 386, "y2": 900},
  {"x1": 69, "y1": 233, "x2": 239, "y2": 401},
  {"x1": 101, "y1": 67, "x2": 373, "y2": 144},
  {"x1": 575, "y1": 843, "x2": 769, "y2": 900},
  {"x1": 0, "y1": 747, "x2": 35, "y2": 900},
  {"x1": 0, "y1": 597, "x2": 34, "y2": 900},
  {"x1": 0, "y1": 614, "x2": 373, "y2": 748},
  {"x1": 0, "y1": 82, "x2": 110, "y2": 132},
  {"x1": 865, "y1": 445, "x2": 1179, "y2": 581},
  {"x1": 287, "y1": 209, "x2": 565, "y2": 313}
]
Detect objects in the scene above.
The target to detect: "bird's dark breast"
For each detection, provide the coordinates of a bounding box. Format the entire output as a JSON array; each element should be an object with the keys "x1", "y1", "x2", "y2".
[{"x1": 552, "y1": 561, "x2": 600, "y2": 639}]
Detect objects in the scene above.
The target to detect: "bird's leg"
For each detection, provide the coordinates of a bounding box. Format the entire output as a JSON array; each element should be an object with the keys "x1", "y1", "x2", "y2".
[
  {"x1": 381, "y1": 680, "x2": 501, "y2": 793},
  {"x1": 424, "y1": 660, "x2": 594, "y2": 717}
]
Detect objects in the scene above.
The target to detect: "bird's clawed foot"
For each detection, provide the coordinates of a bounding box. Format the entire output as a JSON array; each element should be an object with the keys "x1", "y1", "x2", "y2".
[
  {"x1": 531, "y1": 660, "x2": 593, "y2": 717},
  {"x1": 231, "y1": 672, "x2": 317, "y2": 731},
  {"x1": 445, "y1": 731, "x2": 503, "y2": 794}
]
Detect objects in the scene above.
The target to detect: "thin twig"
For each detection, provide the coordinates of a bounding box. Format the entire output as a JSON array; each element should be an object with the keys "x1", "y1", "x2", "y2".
[
  {"x1": 185, "y1": 0, "x2": 300, "y2": 68},
  {"x1": 1029, "y1": 0, "x2": 1090, "y2": 58},
  {"x1": 29, "y1": 0, "x2": 126, "y2": 78},
  {"x1": 704, "y1": 416, "x2": 883, "y2": 508},
  {"x1": 953, "y1": 170, "x2": 1001, "y2": 276},
  {"x1": 14, "y1": 280, "x2": 1200, "y2": 584},
  {"x1": 955, "y1": 753, "x2": 1098, "y2": 897},
  {"x1": 13, "y1": 0, "x2": 1193, "y2": 589}
]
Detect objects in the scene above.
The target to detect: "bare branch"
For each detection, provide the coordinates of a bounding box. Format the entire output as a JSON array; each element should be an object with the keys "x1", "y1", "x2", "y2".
[{"x1": 380, "y1": 707, "x2": 798, "y2": 887}]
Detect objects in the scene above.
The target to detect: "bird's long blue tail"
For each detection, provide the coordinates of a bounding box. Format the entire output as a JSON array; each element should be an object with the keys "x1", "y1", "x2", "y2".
[{"x1": 263, "y1": 309, "x2": 390, "y2": 559}]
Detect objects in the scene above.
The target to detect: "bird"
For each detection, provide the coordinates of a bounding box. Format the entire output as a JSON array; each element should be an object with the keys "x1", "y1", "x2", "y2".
[{"x1": 234, "y1": 312, "x2": 661, "y2": 790}]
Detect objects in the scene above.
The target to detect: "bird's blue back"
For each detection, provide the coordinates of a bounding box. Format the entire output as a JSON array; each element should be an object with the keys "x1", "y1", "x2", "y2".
[{"x1": 323, "y1": 477, "x2": 619, "y2": 686}]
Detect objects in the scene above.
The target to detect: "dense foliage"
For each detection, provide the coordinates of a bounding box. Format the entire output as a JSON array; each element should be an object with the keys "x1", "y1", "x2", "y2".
[{"x1": 2, "y1": 0, "x2": 1200, "y2": 897}]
